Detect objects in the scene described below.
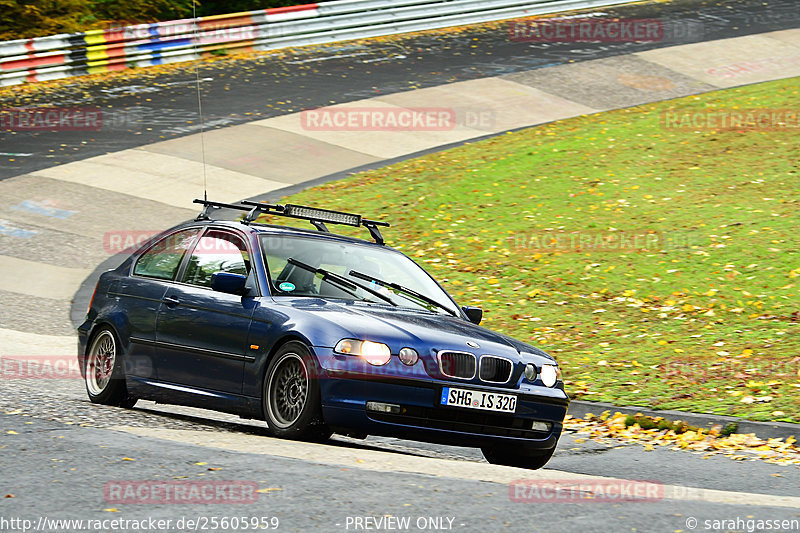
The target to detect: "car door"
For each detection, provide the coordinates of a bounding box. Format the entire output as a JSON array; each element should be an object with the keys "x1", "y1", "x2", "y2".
[
  {"x1": 154, "y1": 228, "x2": 257, "y2": 394},
  {"x1": 124, "y1": 227, "x2": 202, "y2": 380}
]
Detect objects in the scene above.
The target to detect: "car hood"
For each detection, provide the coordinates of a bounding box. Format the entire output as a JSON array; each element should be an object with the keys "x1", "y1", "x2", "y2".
[{"x1": 273, "y1": 298, "x2": 553, "y2": 362}]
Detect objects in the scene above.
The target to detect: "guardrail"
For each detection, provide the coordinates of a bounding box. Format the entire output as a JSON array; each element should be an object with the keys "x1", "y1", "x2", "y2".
[{"x1": 0, "y1": 0, "x2": 635, "y2": 87}]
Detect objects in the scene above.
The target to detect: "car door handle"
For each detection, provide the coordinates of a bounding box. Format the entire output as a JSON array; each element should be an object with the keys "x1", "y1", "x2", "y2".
[{"x1": 163, "y1": 296, "x2": 180, "y2": 307}]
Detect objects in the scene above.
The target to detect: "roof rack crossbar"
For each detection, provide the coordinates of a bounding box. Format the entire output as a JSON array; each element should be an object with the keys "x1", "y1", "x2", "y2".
[
  {"x1": 362, "y1": 218, "x2": 389, "y2": 245},
  {"x1": 194, "y1": 199, "x2": 248, "y2": 221},
  {"x1": 193, "y1": 199, "x2": 280, "y2": 223},
  {"x1": 362, "y1": 218, "x2": 390, "y2": 228},
  {"x1": 194, "y1": 199, "x2": 390, "y2": 244},
  {"x1": 310, "y1": 220, "x2": 330, "y2": 233},
  {"x1": 364, "y1": 223, "x2": 385, "y2": 245}
]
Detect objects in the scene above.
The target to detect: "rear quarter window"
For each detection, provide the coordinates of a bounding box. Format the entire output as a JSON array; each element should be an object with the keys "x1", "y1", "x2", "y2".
[{"x1": 133, "y1": 228, "x2": 201, "y2": 280}]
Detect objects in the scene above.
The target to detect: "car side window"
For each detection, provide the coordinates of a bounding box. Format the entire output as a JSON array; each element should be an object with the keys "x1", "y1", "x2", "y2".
[
  {"x1": 133, "y1": 228, "x2": 201, "y2": 280},
  {"x1": 182, "y1": 230, "x2": 250, "y2": 288}
]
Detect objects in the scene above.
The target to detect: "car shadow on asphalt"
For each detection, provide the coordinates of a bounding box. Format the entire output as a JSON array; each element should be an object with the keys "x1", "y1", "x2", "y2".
[{"x1": 131, "y1": 404, "x2": 474, "y2": 460}]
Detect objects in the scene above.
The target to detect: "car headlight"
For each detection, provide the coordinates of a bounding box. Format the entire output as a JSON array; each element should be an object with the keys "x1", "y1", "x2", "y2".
[
  {"x1": 335, "y1": 339, "x2": 392, "y2": 366},
  {"x1": 540, "y1": 364, "x2": 560, "y2": 388}
]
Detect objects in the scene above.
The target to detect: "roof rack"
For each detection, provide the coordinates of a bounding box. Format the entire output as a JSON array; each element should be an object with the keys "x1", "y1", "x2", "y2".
[{"x1": 193, "y1": 199, "x2": 390, "y2": 245}]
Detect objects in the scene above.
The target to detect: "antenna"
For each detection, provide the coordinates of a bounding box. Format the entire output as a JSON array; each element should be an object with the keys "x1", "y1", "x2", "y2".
[{"x1": 191, "y1": 0, "x2": 208, "y2": 202}]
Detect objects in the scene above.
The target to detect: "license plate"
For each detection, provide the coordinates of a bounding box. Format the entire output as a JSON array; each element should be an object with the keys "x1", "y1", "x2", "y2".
[{"x1": 440, "y1": 387, "x2": 517, "y2": 413}]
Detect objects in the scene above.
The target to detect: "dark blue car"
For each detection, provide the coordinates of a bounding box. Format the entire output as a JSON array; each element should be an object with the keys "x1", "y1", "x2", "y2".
[{"x1": 78, "y1": 200, "x2": 569, "y2": 469}]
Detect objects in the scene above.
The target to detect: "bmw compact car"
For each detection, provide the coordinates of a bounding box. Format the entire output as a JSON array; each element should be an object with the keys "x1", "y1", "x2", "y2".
[{"x1": 78, "y1": 200, "x2": 569, "y2": 469}]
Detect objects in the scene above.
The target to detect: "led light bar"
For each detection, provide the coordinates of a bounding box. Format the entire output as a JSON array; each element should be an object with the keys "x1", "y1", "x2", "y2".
[
  {"x1": 194, "y1": 199, "x2": 390, "y2": 245},
  {"x1": 283, "y1": 204, "x2": 361, "y2": 227}
]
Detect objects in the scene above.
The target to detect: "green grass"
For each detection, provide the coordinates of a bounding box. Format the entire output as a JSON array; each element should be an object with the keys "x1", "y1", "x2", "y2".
[{"x1": 274, "y1": 77, "x2": 800, "y2": 423}]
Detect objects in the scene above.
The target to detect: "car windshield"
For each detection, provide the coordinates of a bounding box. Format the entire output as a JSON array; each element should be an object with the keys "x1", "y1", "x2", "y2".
[{"x1": 260, "y1": 234, "x2": 460, "y2": 316}]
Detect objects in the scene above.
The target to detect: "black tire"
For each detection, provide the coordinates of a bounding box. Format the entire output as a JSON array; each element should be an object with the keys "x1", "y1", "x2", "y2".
[
  {"x1": 481, "y1": 445, "x2": 555, "y2": 470},
  {"x1": 84, "y1": 327, "x2": 137, "y2": 408},
  {"x1": 263, "y1": 341, "x2": 331, "y2": 442}
]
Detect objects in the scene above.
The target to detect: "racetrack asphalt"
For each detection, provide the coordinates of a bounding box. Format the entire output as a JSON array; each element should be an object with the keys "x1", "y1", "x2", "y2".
[{"x1": 2, "y1": 412, "x2": 800, "y2": 533}]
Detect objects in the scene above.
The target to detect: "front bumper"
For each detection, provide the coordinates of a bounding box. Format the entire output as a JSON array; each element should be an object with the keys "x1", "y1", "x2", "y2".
[{"x1": 316, "y1": 351, "x2": 569, "y2": 449}]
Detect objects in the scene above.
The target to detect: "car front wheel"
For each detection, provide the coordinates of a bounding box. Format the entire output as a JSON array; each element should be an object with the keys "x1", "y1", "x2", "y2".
[
  {"x1": 84, "y1": 327, "x2": 137, "y2": 408},
  {"x1": 263, "y1": 341, "x2": 331, "y2": 442}
]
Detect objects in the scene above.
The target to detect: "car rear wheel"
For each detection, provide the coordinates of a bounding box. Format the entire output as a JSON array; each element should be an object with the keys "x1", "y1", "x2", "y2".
[
  {"x1": 481, "y1": 445, "x2": 555, "y2": 470},
  {"x1": 263, "y1": 341, "x2": 331, "y2": 442},
  {"x1": 85, "y1": 328, "x2": 137, "y2": 408}
]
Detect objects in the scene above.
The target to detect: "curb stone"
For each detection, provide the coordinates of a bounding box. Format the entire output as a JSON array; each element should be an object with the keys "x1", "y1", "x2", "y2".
[{"x1": 568, "y1": 400, "x2": 799, "y2": 441}]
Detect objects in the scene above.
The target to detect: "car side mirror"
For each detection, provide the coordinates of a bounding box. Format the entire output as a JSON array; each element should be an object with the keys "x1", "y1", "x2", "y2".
[
  {"x1": 462, "y1": 306, "x2": 483, "y2": 325},
  {"x1": 211, "y1": 272, "x2": 247, "y2": 295}
]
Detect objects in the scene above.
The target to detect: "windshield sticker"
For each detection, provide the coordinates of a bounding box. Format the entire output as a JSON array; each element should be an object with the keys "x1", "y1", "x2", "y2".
[{"x1": 279, "y1": 282, "x2": 296, "y2": 292}]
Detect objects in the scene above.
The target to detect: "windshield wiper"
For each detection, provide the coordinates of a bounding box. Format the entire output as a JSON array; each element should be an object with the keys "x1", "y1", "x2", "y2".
[
  {"x1": 348, "y1": 270, "x2": 457, "y2": 317},
  {"x1": 286, "y1": 258, "x2": 397, "y2": 307}
]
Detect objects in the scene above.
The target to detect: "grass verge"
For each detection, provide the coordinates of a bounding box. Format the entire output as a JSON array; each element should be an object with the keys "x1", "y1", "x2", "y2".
[{"x1": 274, "y1": 77, "x2": 800, "y2": 423}]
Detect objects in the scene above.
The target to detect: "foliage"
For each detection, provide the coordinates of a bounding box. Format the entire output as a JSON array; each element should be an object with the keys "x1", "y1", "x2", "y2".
[
  {"x1": 0, "y1": 0, "x2": 305, "y2": 40},
  {"x1": 567, "y1": 412, "x2": 799, "y2": 465},
  {"x1": 0, "y1": 0, "x2": 93, "y2": 40},
  {"x1": 89, "y1": 0, "x2": 197, "y2": 25},
  {"x1": 195, "y1": 0, "x2": 303, "y2": 17}
]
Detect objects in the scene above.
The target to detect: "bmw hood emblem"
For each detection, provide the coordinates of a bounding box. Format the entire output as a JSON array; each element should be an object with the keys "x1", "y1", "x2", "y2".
[{"x1": 466, "y1": 341, "x2": 480, "y2": 349}]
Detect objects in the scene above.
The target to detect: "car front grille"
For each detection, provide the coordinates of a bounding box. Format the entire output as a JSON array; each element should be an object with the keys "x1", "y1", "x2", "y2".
[
  {"x1": 438, "y1": 351, "x2": 476, "y2": 380},
  {"x1": 479, "y1": 356, "x2": 513, "y2": 383}
]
